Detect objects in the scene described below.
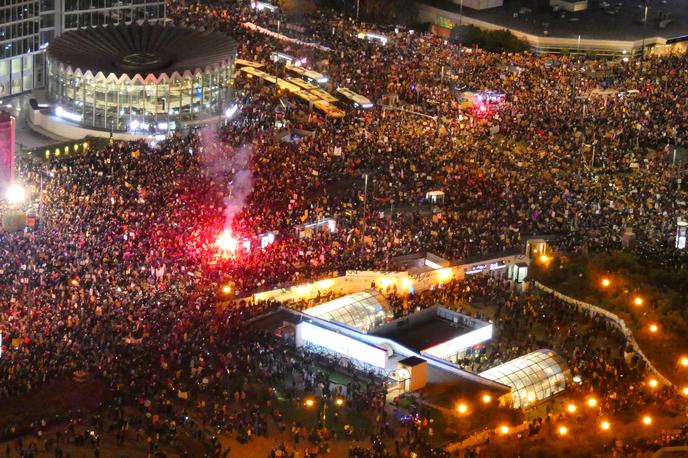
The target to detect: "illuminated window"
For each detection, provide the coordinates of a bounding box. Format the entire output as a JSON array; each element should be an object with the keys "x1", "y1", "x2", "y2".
[{"x1": 479, "y1": 349, "x2": 571, "y2": 409}]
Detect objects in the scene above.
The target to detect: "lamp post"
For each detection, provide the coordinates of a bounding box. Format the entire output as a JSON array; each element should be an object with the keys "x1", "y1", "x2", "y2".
[
  {"x1": 360, "y1": 173, "x2": 368, "y2": 256},
  {"x1": 641, "y1": 2, "x2": 648, "y2": 64}
]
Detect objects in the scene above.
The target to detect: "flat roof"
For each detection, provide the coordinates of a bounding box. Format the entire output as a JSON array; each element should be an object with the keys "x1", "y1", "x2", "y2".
[
  {"x1": 372, "y1": 314, "x2": 472, "y2": 352},
  {"x1": 421, "y1": 0, "x2": 688, "y2": 42}
]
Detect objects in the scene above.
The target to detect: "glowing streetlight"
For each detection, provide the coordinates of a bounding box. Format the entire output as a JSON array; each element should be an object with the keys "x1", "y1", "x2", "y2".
[
  {"x1": 680, "y1": 356, "x2": 688, "y2": 367},
  {"x1": 5, "y1": 184, "x2": 26, "y2": 205},
  {"x1": 558, "y1": 426, "x2": 568, "y2": 436},
  {"x1": 539, "y1": 254, "x2": 549, "y2": 263},
  {"x1": 642, "y1": 415, "x2": 652, "y2": 426},
  {"x1": 586, "y1": 397, "x2": 598, "y2": 408},
  {"x1": 682, "y1": 387, "x2": 688, "y2": 396},
  {"x1": 633, "y1": 296, "x2": 644, "y2": 306},
  {"x1": 649, "y1": 324, "x2": 658, "y2": 333},
  {"x1": 457, "y1": 403, "x2": 468, "y2": 414},
  {"x1": 335, "y1": 398, "x2": 344, "y2": 407},
  {"x1": 498, "y1": 425, "x2": 510, "y2": 435},
  {"x1": 482, "y1": 394, "x2": 492, "y2": 404},
  {"x1": 304, "y1": 398, "x2": 315, "y2": 407},
  {"x1": 566, "y1": 403, "x2": 577, "y2": 413},
  {"x1": 648, "y1": 378, "x2": 658, "y2": 388},
  {"x1": 600, "y1": 278, "x2": 611, "y2": 288},
  {"x1": 600, "y1": 421, "x2": 611, "y2": 431},
  {"x1": 222, "y1": 285, "x2": 232, "y2": 295}
]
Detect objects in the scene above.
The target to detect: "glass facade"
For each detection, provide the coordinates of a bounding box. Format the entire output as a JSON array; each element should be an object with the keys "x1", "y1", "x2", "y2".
[
  {"x1": 62, "y1": 0, "x2": 165, "y2": 30},
  {"x1": 46, "y1": 60, "x2": 235, "y2": 131},
  {"x1": 479, "y1": 349, "x2": 571, "y2": 409},
  {"x1": 0, "y1": 0, "x2": 166, "y2": 99},
  {"x1": 0, "y1": 0, "x2": 40, "y2": 95},
  {"x1": 303, "y1": 289, "x2": 390, "y2": 332}
]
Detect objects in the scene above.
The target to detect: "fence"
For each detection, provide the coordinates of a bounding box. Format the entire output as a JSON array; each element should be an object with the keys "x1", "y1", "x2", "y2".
[{"x1": 533, "y1": 281, "x2": 672, "y2": 386}]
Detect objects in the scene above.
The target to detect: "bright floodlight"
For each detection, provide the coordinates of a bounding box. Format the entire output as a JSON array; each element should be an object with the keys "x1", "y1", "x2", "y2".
[{"x1": 5, "y1": 184, "x2": 26, "y2": 205}]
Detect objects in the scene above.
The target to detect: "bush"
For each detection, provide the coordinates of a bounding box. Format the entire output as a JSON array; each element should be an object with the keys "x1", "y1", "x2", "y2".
[{"x1": 450, "y1": 25, "x2": 529, "y2": 52}]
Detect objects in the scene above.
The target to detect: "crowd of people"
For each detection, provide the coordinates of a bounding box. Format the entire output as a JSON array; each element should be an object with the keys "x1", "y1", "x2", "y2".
[{"x1": 1, "y1": 0, "x2": 688, "y2": 455}]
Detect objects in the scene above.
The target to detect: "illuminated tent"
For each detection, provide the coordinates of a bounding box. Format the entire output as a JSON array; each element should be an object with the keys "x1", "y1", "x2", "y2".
[
  {"x1": 478, "y1": 349, "x2": 571, "y2": 409},
  {"x1": 303, "y1": 289, "x2": 390, "y2": 332}
]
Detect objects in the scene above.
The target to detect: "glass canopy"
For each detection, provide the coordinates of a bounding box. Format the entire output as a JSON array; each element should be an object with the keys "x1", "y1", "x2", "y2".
[
  {"x1": 303, "y1": 289, "x2": 390, "y2": 332},
  {"x1": 479, "y1": 349, "x2": 571, "y2": 409}
]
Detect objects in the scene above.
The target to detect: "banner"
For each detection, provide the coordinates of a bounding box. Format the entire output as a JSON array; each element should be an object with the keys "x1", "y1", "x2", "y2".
[{"x1": 0, "y1": 111, "x2": 15, "y2": 190}]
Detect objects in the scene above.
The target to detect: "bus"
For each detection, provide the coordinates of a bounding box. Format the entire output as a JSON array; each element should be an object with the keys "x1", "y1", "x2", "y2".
[
  {"x1": 285, "y1": 64, "x2": 328, "y2": 84},
  {"x1": 336, "y1": 87, "x2": 373, "y2": 109}
]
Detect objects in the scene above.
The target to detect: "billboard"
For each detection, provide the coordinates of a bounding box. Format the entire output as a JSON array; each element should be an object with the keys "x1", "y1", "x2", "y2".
[{"x1": 0, "y1": 111, "x2": 15, "y2": 190}]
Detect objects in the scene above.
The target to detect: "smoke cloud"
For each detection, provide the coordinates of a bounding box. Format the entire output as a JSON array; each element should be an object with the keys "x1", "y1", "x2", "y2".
[{"x1": 196, "y1": 126, "x2": 254, "y2": 229}]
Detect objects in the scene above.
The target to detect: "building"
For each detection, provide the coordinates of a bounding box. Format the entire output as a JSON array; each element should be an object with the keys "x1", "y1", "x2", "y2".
[
  {"x1": 418, "y1": 0, "x2": 688, "y2": 55},
  {"x1": 29, "y1": 22, "x2": 236, "y2": 138},
  {"x1": 0, "y1": 0, "x2": 166, "y2": 99},
  {"x1": 254, "y1": 287, "x2": 571, "y2": 409},
  {"x1": 0, "y1": 0, "x2": 41, "y2": 97},
  {"x1": 479, "y1": 349, "x2": 572, "y2": 409}
]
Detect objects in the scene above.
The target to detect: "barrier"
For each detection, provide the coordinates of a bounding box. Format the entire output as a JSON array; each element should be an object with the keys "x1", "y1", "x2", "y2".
[
  {"x1": 533, "y1": 281, "x2": 672, "y2": 386},
  {"x1": 249, "y1": 253, "x2": 528, "y2": 304}
]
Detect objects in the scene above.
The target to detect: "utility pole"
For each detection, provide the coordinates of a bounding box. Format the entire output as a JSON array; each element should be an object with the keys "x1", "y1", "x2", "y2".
[
  {"x1": 360, "y1": 173, "x2": 368, "y2": 255},
  {"x1": 641, "y1": 1, "x2": 648, "y2": 64}
]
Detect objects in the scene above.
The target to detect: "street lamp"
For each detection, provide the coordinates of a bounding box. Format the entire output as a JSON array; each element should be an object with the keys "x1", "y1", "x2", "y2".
[
  {"x1": 679, "y1": 356, "x2": 688, "y2": 367},
  {"x1": 457, "y1": 403, "x2": 468, "y2": 414},
  {"x1": 600, "y1": 420, "x2": 611, "y2": 431},
  {"x1": 600, "y1": 278, "x2": 611, "y2": 288},
  {"x1": 642, "y1": 415, "x2": 652, "y2": 426},
  {"x1": 633, "y1": 296, "x2": 644, "y2": 306},
  {"x1": 586, "y1": 397, "x2": 598, "y2": 408},
  {"x1": 558, "y1": 425, "x2": 568, "y2": 436},
  {"x1": 566, "y1": 403, "x2": 577, "y2": 414}
]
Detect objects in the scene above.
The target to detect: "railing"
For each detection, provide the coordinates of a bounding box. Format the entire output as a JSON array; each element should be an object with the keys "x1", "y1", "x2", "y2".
[{"x1": 533, "y1": 281, "x2": 672, "y2": 386}]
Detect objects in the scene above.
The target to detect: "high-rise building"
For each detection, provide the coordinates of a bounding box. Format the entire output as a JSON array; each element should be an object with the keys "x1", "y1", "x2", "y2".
[{"x1": 0, "y1": 0, "x2": 165, "y2": 98}]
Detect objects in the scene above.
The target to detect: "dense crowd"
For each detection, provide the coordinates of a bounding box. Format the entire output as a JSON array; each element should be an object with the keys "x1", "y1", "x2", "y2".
[{"x1": 0, "y1": 0, "x2": 688, "y2": 456}]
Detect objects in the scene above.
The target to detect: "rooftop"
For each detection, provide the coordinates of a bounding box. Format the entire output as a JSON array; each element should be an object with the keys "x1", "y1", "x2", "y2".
[
  {"x1": 420, "y1": 0, "x2": 688, "y2": 42},
  {"x1": 47, "y1": 22, "x2": 237, "y2": 79}
]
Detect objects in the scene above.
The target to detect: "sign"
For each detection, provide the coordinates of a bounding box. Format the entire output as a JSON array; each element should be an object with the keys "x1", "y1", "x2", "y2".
[{"x1": 436, "y1": 16, "x2": 455, "y2": 29}]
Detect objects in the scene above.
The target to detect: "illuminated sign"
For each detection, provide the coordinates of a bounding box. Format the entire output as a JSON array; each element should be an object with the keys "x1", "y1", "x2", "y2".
[
  {"x1": 677, "y1": 219, "x2": 687, "y2": 249},
  {"x1": 465, "y1": 262, "x2": 506, "y2": 275},
  {"x1": 298, "y1": 322, "x2": 387, "y2": 368},
  {"x1": 421, "y1": 324, "x2": 493, "y2": 360}
]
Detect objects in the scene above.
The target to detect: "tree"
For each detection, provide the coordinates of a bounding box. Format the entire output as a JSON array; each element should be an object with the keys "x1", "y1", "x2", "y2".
[{"x1": 450, "y1": 25, "x2": 528, "y2": 52}]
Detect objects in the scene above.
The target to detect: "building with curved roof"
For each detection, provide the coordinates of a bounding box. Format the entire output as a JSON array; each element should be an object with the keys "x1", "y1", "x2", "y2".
[
  {"x1": 303, "y1": 289, "x2": 390, "y2": 332},
  {"x1": 45, "y1": 21, "x2": 236, "y2": 134},
  {"x1": 479, "y1": 349, "x2": 571, "y2": 409}
]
